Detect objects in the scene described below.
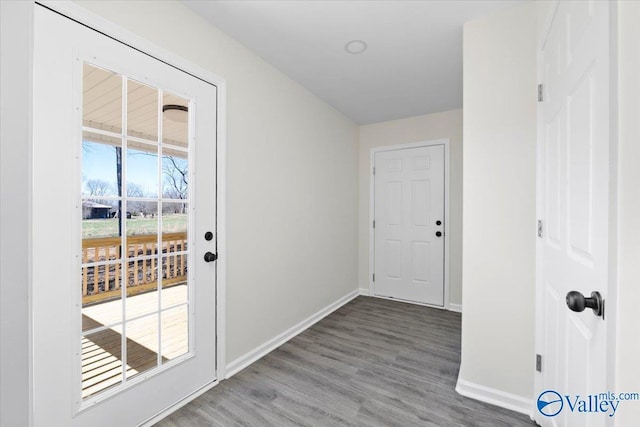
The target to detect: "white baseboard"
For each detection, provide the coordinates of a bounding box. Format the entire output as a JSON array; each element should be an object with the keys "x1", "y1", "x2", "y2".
[
  {"x1": 448, "y1": 303, "x2": 462, "y2": 313},
  {"x1": 359, "y1": 288, "x2": 371, "y2": 296},
  {"x1": 455, "y1": 377, "x2": 533, "y2": 417},
  {"x1": 225, "y1": 289, "x2": 360, "y2": 378}
]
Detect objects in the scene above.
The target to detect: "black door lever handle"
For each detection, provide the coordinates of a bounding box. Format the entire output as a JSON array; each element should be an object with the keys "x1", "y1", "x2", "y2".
[{"x1": 204, "y1": 252, "x2": 218, "y2": 262}]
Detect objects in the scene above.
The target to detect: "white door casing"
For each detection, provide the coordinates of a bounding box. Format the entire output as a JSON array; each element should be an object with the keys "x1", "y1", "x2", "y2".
[
  {"x1": 372, "y1": 143, "x2": 446, "y2": 306},
  {"x1": 32, "y1": 5, "x2": 222, "y2": 426},
  {"x1": 535, "y1": 1, "x2": 610, "y2": 426}
]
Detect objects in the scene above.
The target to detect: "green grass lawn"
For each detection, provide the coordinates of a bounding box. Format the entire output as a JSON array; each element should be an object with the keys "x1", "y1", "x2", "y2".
[{"x1": 83, "y1": 214, "x2": 187, "y2": 238}]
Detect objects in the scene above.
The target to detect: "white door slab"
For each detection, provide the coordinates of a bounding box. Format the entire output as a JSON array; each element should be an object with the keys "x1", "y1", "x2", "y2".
[
  {"x1": 535, "y1": 1, "x2": 610, "y2": 426},
  {"x1": 373, "y1": 145, "x2": 445, "y2": 305},
  {"x1": 32, "y1": 5, "x2": 218, "y2": 426}
]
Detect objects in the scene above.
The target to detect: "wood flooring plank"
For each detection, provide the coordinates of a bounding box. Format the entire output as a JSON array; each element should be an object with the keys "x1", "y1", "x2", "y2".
[{"x1": 155, "y1": 296, "x2": 537, "y2": 427}]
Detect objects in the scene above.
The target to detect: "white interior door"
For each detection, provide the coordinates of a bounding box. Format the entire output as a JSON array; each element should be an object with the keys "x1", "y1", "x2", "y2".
[
  {"x1": 536, "y1": 1, "x2": 610, "y2": 426},
  {"x1": 32, "y1": 6, "x2": 218, "y2": 426},
  {"x1": 373, "y1": 145, "x2": 445, "y2": 306}
]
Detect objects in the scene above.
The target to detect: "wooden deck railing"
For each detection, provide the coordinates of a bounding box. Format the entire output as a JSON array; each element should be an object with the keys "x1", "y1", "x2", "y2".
[{"x1": 82, "y1": 232, "x2": 187, "y2": 305}]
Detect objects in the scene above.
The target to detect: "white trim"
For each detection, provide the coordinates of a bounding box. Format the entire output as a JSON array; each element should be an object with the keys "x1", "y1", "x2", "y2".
[
  {"x1": 32, "y1": 0, "x2": 228, "y2": 419},
  {"x1": 225, "y1": 289, "x2": 360, "y2": 379},
  {"x1": 1, "y1": 2, "x2": 34, "y2": 426},
  {"x1": 448, "y1": 303, "x2": 462, "y2": 313},
  {"x1": 138, "y1": 379, "x2": 219, "y2": 427},
  {"x1": 455, "y1": 378, "x2": 534, "y2": 418},
  {"x1": 369, "y1": 139, "x2": 451, "y2": 308},
  {"x1": 359, "y1": 288, "x2": 371, "y2": 296},
  {"x1": 37, "y1": 1, "x2": 225, "y2": 89},
  {"x1": 216, "y1": 80, "x2": 228, "y2": 380}
]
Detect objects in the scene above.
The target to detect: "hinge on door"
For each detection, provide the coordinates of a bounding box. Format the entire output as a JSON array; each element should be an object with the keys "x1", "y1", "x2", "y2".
[
  {"x1": 373, "y1": 219, "x2": 375, "y2": 229},
  {"x1": 537, "y1": 220, "x2": 543, "y2": 238},
  {"x1": 372, "y1": 273, "x2": 375, "y2": 282},
  {"x1": 536, "y1": 354, "x2": 542, "y2": 372},
  {"x1": 538, "y1": 84, "x2": 543, "y2": 102},
  {"x1": 373, "y1": 167, "x2": 376, "y2": 175}
]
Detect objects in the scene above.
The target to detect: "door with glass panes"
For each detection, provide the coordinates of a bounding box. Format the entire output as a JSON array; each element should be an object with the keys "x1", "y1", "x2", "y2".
[{"x1": 31, "y1": 5, "x2": 218, "y2": 426}]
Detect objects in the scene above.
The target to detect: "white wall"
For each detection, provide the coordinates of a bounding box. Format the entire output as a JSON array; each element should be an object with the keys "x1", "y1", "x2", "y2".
[
  {"x1": 73, "y1": 0, "x2": 359, "y2": 365},
  {"x1": 615, "y1": 2, "x2": 640, "y2": 425},
  {"x1": 4, "y1": 0, "x2": 357, "y2": 381},
  {"x1": 458, "y1": 1, "x2": 537, "y2": 406},
  {"x1": 358, "y1": 110, "x2": 463, "y2": 306},
  {"x1": 0, "y1": 2, "x2": 33, "y2": 426}
]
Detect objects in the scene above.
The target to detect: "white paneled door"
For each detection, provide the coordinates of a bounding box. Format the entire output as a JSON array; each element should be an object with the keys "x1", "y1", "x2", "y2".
[
  {"x1": 373, "y1": 145, "x2": 445, "y2": 306},
  {"x1": 32, "y1": 5, "x2": 218, "y2": 426},
  {"x1": 536, "y1": 2, "x2": 610, "y2": 426}
]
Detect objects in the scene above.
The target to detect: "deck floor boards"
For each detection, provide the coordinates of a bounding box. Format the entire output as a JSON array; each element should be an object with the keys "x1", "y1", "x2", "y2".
[{"x1": 81, "y1": 285, "x2": 188, "y2": 398}]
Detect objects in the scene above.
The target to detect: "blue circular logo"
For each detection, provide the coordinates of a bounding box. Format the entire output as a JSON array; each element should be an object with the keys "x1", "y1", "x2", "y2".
[{"x1": 537, "y1": 390, "x2": 563, "y2": 417}]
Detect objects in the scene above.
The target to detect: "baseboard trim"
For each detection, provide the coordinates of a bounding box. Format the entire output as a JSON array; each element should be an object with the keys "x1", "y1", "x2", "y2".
[
  {"x1": 448, "y1": 303, "x2": 462, "y2": 313},
  {"x1": 455, "y1": 378, "x2": 533, "y2": 417},
  {"x1": 225, "y1": 289, "x2": 360, "y2": 379},
  {"x1": 139, "y1": 379, "x2": 218, "y2": 426},
  {"x1": 359, "y1": 288, "x2": 371, "y2": 296}
]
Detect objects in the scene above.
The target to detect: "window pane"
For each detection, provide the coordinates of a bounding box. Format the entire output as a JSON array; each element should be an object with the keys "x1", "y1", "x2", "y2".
[
  {"x1": 162, "y1": 150, "x2": 188, "y2": 200},
  {"x1": 161, "y1": 305, "x2": 189, "y2": 362},
  {"x1": 161, "y1": 254, "x2": 188, "y2": 309},
  {"x1": 83, "y1": 63, "x2": 122, "y2": 133},
  {"x1": 126, "y1": 202, "x2": 159, "y2": 237},
  {"x1": 127, "y1": 80, "x2": 158, "y2": 141},
  {"x1": 82, "y1": 198, "x2": 119, "y2": 238},
  {"x1": 124, "y1": 314, "x2": 159, "y2": 379},
  {"x1": 82, "y1": 135, "x2": 122, "y2": 198},
  {"x1": 82, "y1": 329, "x2": 123, "y2": 399},
  {"x1": 127, "y1": 146, "x2": 158, "y2": 198},
  {"x1": 162, "y1": 92, "x2": 189, "y2": 148},
  {"x1": 162, "y1": 202, "x2": 188, "y2": 234},
  {"x1": 82, "y1": 263, "x2": 123, "y2": 332}
]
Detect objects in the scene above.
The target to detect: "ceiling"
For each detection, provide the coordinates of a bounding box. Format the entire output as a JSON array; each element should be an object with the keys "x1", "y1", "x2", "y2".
[{"x1": 183, "y1": 0, "x2": 523, "y2": 124}]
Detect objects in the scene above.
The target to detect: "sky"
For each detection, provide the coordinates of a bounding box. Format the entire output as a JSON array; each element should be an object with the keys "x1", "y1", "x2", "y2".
[{"x1": 82, "y1": 140, "x2": 185, "y2": 198}]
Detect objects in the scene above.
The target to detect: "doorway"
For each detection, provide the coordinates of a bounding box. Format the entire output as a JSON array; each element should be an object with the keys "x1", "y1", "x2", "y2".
[
  {"x1": 31, "y1": 4, "x2": 224, "y2": 426},
  {"x1": 370, "y1": 140, "x2": 448, "y2": 306}
]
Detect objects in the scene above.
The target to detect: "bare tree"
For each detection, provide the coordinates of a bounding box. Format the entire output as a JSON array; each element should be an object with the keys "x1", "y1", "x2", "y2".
[
  {"x1": 86, "y1": 179, "x2": 113, "y2": 197},
  {"x1": 126, "y1": 182, "x2": 145, "y2": 214},
  {"x1": 163, "y1": 155, "x2": 188, "y2": 213}
]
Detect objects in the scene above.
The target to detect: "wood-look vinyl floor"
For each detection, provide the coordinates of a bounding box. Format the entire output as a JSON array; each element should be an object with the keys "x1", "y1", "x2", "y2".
[{"x1": 156, "y1": 296, "x2": 537, "y2": 427}]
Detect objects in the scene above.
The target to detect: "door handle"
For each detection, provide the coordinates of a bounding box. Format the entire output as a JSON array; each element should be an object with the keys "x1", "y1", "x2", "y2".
[
  {"x1": 204, "y1": 252, "x2": 218, "y2": 262},
  {"x1": 435, "y1": 231, "x2": 442, "y2": 237},
  {"x1": 566, "y1": 291, "x2": 604, "y2": 318}
]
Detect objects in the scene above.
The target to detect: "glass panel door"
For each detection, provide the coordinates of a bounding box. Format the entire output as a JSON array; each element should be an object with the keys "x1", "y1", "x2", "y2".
[
  {"x1": 32, "y1": 7, "x2": 217, "y2": 424},
  {"x1": 80, "y1": 63, "x2": 192, "y2": 399}
]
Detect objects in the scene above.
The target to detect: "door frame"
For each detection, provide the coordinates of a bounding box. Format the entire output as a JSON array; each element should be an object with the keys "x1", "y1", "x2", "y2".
[
  {"x1": 533, "y1": 0, "x2": 620, "y2": 422},
  {"x1": 32, "y1": 1, "x2": 227, "y2": 424},
  {"x1": 369, "y1": 139, "x2": 451, "y2": 309}
]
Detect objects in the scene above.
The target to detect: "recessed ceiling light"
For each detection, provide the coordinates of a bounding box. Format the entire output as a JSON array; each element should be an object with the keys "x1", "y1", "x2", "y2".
[{"x1": 344, "y1": 40, "x2": 367, "y2": 54}]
